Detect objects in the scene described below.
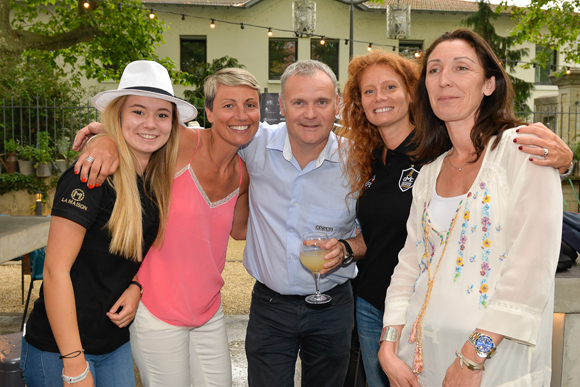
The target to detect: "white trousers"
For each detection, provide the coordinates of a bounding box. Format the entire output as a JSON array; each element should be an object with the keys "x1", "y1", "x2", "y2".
[{"x1": 129, "y1": 301, "x2": 232, "y2": 387}]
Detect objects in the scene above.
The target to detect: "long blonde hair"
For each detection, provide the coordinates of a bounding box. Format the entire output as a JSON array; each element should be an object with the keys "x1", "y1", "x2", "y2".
[{"x1": 102, "y1": 96, "x2": 180, "y2": 262}]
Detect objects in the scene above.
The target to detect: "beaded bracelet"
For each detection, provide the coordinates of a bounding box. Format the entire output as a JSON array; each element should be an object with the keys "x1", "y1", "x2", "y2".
[
  {"x1": 560, "y1": 161, "x2": 574, "y2": 179},
  {"x1": 455, "y1": 350, "x2": 485, "y2": 371}
]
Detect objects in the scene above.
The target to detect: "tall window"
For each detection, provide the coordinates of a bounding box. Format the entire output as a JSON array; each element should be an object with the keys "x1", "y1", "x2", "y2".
[
  {"x1": 181, "y1": 37, "x2": 207, "y2": 74},
  {"x1": 269, "y1": 38, "x2": 297, "y2": 80},
  {"x1": 398, "y1": 41, "x2": 423, "y2": 61},
  {"x1": 535, "y1": 46, "x2": 558, "y2": 84},
  {"x1": 311, "y1": 38, "x2": 339, "y2": 79}
]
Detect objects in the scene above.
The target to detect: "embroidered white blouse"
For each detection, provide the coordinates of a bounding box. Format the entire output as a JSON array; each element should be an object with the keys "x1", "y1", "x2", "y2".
[{"x1": 384, "y1": 128, "x2": 562, "y2": 386}]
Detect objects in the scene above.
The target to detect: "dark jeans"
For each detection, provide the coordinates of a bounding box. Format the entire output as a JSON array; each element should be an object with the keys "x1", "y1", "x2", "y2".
[{"x1": 246, "y1": 281, "x2": 354, "y2": 387}]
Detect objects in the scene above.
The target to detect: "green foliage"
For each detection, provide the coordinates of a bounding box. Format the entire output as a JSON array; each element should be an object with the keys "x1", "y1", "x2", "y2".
[
  {"x1": 0, "y1": 56, "x2": 85, "y2": 102},
  {"x1": 4, "y1": 139, "x2": 18, "y2": 153},
  {"x1": 17, "y1": 145, "x2": 36, "y2": 161},
  {"x1": 0, "y1": 172, "x2": 57, "y2": 201},
  {"x1": 34, "y1": 132, "x2": 53, "y2": 163},
  {"x1": 182, "y1": 57, "x2": 246, "y2": 124},
  {"x1": 502, "y1": 0, "x2": 580, "y2": 70},
  {"x1": 462, "y1": 0, "x2": 534, "y2": 108},
  {"x1": 6, "y1": 0, "x2": 176, "y2": 86}
]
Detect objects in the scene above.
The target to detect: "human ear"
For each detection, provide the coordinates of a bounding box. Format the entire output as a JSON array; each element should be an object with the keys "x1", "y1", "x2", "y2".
[{"x1": 483, "y1": 76, "x2": 496, "y2": 96}]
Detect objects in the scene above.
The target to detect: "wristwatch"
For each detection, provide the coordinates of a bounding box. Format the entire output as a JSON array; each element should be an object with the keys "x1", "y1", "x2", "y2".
[
  {"x1": 338, "y1": 239, "x2": 354, "y2": 266},
  {"x1": 379, "y1": 326, "x2": 399, "y2": 343},
  {"x1": 468, "y1": 331, "x2": 496, "y2": 358}
]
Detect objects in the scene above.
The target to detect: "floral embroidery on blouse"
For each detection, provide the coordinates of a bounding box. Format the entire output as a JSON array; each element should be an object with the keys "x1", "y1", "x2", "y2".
[
  {"x1": 479, "y1": 183, "x2": 492, "y2": 308},
  {"x1": 454, "y1": 193, "x2": 473, "y2": 282}
]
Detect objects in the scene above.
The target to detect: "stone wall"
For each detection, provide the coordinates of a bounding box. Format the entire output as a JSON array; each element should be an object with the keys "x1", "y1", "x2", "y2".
[{"x1": 0, "y1": 188, "x2": 56, "y2": 216}]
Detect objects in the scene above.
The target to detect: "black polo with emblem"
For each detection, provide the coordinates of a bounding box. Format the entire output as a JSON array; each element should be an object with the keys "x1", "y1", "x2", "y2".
[
  {"x1": 25, "y1": 165, "x2": 159, "y2": 355},
  {"x1": 354, "y1": 133, "x2": 425, "y2": 311}
]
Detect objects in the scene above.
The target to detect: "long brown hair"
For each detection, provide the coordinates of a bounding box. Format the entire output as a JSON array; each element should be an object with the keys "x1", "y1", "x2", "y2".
[
  {"x1": 338, "y1": 50, "x2": 419, "y2": 198},
  {"x1": 412, "y1": 29, "x2": 523, "y2": 163}
]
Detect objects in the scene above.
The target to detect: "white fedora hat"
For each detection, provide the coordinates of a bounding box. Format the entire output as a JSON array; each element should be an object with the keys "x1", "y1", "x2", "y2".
[{"x1": 91, "y1": 60, "x2": 197, "y2": 123}]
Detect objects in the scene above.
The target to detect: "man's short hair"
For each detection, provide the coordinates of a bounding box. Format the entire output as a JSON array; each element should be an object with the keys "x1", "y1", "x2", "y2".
[
  {"x1": 279, "y1": 60, "x2": 337, "y2": 103},
  {"x1": 204, "y1": 68, "x2": 261, "y2": 111}
]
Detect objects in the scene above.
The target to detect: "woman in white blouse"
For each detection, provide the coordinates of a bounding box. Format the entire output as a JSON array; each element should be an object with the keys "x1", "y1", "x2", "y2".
[{"x1": 378, "y1": 29, "x2": 561, "y2": 387}]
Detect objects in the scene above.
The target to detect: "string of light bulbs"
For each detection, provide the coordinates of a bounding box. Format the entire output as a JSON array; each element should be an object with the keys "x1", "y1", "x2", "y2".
[{"x1": 82, "y1": 0, "x2": 573, "y2": 73}]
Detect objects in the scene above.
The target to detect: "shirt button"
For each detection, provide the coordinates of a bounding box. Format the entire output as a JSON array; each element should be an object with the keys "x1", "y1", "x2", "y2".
[
  {"x1": 293, "y1": 283, "x2": 296, "y2": 286},
  {"x1": 290, "y1": 255, "x2": 294, "y2": 260},
  {"x1": 293, "y1": 202, "x2": 298, "y2": 206}
]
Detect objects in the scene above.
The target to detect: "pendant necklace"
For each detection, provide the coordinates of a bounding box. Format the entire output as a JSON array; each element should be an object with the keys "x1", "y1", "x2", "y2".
[{"x1": 447, "y1": 148, "x2": 475, "y2": 172}]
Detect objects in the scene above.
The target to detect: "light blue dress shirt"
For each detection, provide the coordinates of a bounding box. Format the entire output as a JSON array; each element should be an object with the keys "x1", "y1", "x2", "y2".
[{"x1": 239, "y1": 122, "x2": 357, "y2": 295}]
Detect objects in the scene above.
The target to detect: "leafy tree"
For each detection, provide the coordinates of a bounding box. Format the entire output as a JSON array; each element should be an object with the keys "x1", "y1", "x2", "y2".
[
  {"x1": 462, "y1": 0, "x2": 534, "y2": 109},
  {"x1": 503, "y1": 0, "x2": 580, "y2": 69},
  {"x1": 1, "y1": 0, "x2": 173, "y2": 85},
  {"x1": 182, "y1": 56, "x2": 246, "y2": 125}
]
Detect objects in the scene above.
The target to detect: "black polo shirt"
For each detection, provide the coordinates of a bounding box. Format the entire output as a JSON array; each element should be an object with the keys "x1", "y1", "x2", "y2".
[
  {"x1": 354, "y1": 133, "x2": 425, "y2": 311},
  {"x1": 25, "y1": 166, "x2": 159, "y2": 355}
]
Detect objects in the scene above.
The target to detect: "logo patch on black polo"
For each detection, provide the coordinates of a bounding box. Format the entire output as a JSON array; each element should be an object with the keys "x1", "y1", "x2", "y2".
[{"x1": 399, "y1": 167, "x2": 419, "y2": 192}]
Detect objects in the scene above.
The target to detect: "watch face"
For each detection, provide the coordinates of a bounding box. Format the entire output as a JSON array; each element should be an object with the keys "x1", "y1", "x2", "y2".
[{"x1": 475, "y1": 335, "x2": 494, "y2": 354}]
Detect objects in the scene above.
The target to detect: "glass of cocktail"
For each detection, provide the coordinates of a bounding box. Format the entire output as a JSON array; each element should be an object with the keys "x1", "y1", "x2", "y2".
[{"x1": 300, "y1": 232, "x2": 332, "y2": 304}]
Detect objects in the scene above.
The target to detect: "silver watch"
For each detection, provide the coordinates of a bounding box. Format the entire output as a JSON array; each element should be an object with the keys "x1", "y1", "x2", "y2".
[{"x1": 379, "y1": 326, "x2": 399, "y2": 343}]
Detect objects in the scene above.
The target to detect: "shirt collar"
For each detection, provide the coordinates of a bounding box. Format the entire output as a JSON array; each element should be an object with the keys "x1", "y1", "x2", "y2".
[{"x1": 268, "y1": 122, "x2": 341, "y2": 168}]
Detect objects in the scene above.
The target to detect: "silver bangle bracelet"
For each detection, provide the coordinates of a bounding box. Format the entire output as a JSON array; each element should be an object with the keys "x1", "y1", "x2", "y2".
[
  {"x1": 62, "y1": 361, "x2": 90, "y2": 384},
  {"x1": 560, "y1": 161, "x2": 574, "y2": 179},
  {"x1": 455, "y1": 351, "x2": 485, "y2": 371}
]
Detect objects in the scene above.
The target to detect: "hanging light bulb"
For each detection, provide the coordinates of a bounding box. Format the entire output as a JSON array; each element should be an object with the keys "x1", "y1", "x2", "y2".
[
  {"x1": 182, "y1": 14, "x2": 185, "y2": 21},
  {"x1": 344, "y1": 39, "x2": 349, "y2": 45},
  {"x1": 566, "y1": 67, "x2": 572, "y2": 75},
  {"x1": 83, "y1": 0, "x2": 90, "y2": 9},
  {"x1": 320, "y1": 36, "x2": 325, "y2": 45},
  {"x1": 210, "y1": 19, "x2": 216, "y2": 28},
  {"x1": 117, "y1": 3, "x2": 121, "y2": 11},
  {"x1": 414, "y1": 50, "x2": 422, "y2": 59},
  {"x1": 240, "y1": 23, "x2": 245, "y2": 30},
  {"x1": 392, "y1": 46, "x2": 396, "y2": 52},
  {"x1": 367, "y1": 43, "x2": 373, "y2": 51},
  {"x1": 294, "y1": 31, "x2": 300, "y2": 37},
  {"x1": 268, "y1": 28, "x2": 273, "y2": 37},
  {"x1": 149, "y1": 9, "x2": 155, "y2": 19}
]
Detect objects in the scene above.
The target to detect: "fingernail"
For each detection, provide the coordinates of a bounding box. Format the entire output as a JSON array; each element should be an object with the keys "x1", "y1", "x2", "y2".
[
  {"x1": 529, "y1": 158, "x2": 534, "y2": 162},
  {"x1": 513, "y1": 138, "x2": 517, "y2": 143},
  {"x1": 96, "y1": 183, "x2": 100, "y2": 188},
  {"x1": 518, "y1": 146, "x2": 522, "y2": 150},
  {"x1": 88, "y1": 184, "x2": 93, "y2": 189},
  {"x1": 74, "y1": 170, "x2": 78, "y2": 175},
  {"x1": 516, "y1": 129, "x2": 519, "y2": 133},
  {"x1": 81, "y1": 178, "x2": 86, "y2": 183}
]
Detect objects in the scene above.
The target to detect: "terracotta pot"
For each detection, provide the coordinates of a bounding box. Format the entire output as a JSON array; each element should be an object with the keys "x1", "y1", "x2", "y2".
[
  {"x1": 36, "y1": 162, "x2": 52, "y2": 177},
  {"x1": 6, "y1": 152, "x2": 18, "y2": 174},
  {"x1": 18, "y1": 160, "x2": 34, "y2": 176}
]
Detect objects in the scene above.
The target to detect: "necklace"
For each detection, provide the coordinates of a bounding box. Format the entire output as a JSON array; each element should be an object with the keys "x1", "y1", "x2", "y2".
[
  {"x1": 409, "y1": 200, "x2": 463, "y2": 375},
  {"x1": 447, "y1": 148, "x2": 475, "y2": 172}
]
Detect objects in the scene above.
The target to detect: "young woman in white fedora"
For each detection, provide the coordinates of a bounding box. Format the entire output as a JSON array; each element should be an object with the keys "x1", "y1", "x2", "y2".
[{"x1": 21, "y1": 60, "x2": 196, "y2": 387}]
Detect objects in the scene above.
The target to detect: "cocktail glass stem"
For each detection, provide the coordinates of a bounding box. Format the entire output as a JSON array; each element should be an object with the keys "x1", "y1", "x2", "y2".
[{"x1": 314, "y1": 272, "x2": 322, "y2": 298}]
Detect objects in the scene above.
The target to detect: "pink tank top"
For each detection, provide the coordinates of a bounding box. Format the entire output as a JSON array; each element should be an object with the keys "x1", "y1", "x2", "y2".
[{"x1": 138, "y1": 130, "x2": 242, "y2": 327}]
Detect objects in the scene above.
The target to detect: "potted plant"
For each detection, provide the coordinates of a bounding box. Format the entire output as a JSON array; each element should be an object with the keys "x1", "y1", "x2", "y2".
[
  {"x1": 17, "y1": 143, "x2": 36, "y2": 176},
  {"x1": 34, "y1": 132, "x2": 53, "y2": 177},
  {"x1": 56, "y1": 136, "x2": 71, "y2": 173},
  {"x1": 3, "y1": 139, "x2": 19, "y2": 174}
]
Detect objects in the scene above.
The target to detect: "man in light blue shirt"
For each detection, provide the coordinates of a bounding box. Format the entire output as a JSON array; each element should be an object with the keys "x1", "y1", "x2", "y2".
[{"x1": 239, "y1": 60, "x2": 358, "y2": 387}]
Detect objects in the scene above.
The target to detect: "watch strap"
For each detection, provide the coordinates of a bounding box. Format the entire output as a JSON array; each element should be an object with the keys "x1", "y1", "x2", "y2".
[{"x1": 338, "y1": 239, "x2": 354, "y2": 266}]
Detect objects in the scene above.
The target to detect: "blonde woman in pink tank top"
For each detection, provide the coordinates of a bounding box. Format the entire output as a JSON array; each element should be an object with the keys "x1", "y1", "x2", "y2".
[{"x1": 72, "y1": 68, "x2": 261, "y2": 386}]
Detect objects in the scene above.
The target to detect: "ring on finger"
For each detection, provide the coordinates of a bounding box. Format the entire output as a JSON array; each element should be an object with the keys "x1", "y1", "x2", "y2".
[
  {"x1": 86, "y1": 156, "x2": 95, "y2": 164},
  {"x1": 543, "y1": 148, "x2": 549, "y2": 157}
]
